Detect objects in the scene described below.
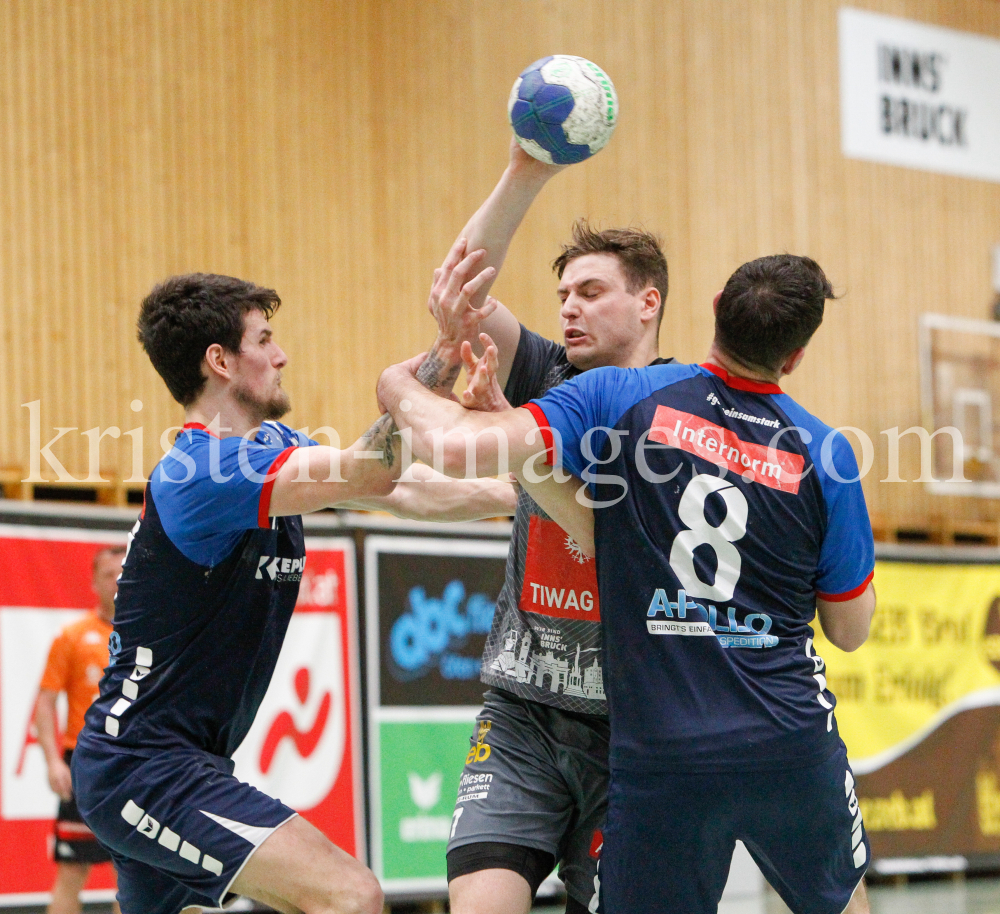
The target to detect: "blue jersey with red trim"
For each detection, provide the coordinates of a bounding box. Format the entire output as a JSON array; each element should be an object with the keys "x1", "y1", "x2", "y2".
[
  {"x1": 77, "y1": 422, "x2": 312, "y2": 760},
  {"x1": 528, "y1": 363, "x2": 874, "y2": 772}
]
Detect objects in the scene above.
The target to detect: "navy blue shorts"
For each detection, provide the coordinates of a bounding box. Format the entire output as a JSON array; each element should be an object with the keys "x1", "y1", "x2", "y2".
[
  {"x1": 600, "y1": 741, "x2": 869, "y2": 914},
  {"x1": 71, "y1": 744, "x2": 296, "y2": 914}
]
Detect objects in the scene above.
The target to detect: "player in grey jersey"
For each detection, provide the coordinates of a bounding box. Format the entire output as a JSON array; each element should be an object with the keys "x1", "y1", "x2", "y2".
[{"x1": 420, "y1": 140, "x2": 670, "y2": 914}]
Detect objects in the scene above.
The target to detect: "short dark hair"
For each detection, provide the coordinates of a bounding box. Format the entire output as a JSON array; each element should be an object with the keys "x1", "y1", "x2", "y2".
[
  {"x1": 92, "y1": 545, "x2": 126, "y2": 574},
  {"x1": 552, "y1": 220, "x2": 669, "y2": 327},
  {"x1": 137, "y1": 273, "x2": 281, "y2": 406},
  {"x1": 714, "y1": 255, "x2": 834, "y2": 372}
]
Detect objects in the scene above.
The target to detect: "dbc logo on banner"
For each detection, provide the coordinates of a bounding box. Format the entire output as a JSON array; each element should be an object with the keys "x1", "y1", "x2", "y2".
[{"x1": 389, "y1": 581, "x2": 494, "y2": 682}]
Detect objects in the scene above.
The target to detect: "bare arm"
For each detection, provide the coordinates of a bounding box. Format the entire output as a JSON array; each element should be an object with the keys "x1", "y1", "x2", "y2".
[
  {"x1": 341, "y1": 467, "x2": 517, "y2": 522},
  {"x1": 457, "y1": 332, "x2": 594, "y2": 550},
  {"x1": 817, "y1": 582, "x2": 876, "y2": 652},
  {"x1": 432, "y1": 140, "x2": 566, "y2": 390},
  {"x1": 269, "y1": 252, "x2": 505, "y2": 517},
  {"x1": 35, "y1": 690, "x2": 72, "y2": 800},
  {"x1": 378, "y1": 357, "x2": 542, "y2": 479}
]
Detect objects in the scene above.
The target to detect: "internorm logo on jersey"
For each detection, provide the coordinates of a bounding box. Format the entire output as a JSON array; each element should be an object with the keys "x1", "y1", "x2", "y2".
[{"x1": 255, "y1": 555, "x2": 306, "y2": 583}]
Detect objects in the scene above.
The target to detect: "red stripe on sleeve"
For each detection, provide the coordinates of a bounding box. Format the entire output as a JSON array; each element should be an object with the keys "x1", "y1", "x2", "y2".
[
  {"x1": 258, "y1": 446, "x2": 297, "y2": 528},
  {"x1": 523, "y1": 403, "x2": 555, "y2": 466},
  {"x1": 817, "y1": 570, "x2": 874, "y2": 603}
]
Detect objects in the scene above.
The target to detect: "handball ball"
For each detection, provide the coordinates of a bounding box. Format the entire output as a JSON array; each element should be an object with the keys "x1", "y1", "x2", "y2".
[{"x1": 507, "y1": 55, "x2": 618, "y2": 165}]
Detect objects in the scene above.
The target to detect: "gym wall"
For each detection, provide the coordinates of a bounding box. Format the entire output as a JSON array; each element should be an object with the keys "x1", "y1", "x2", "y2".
[{"x1": 1, "y1": 0, "x2": 999, "y2": 528}]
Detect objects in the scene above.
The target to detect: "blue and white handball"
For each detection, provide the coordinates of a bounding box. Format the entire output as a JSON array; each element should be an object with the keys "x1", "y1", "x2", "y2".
[{"x1": 508, "y1": 55, "x2": 618, "y2": 165}]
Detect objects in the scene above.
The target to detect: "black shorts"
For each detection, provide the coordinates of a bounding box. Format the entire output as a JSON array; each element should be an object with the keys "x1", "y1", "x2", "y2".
[
  {"x1": 446, "y1": 689, "x2": 609, "y2": 909},
  {"x1": 54, "y1": 749, "x2": 113, "y2": 865},
  {"x1": 601, "y1": 740, "x2": 869, "y2": 914},
  {"x1": 72, "y1": 742, "x2": 296, "y2": 914}
]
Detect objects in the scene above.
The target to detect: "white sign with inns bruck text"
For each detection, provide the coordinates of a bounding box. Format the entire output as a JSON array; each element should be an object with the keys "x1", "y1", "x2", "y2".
[{"x1": 840, "y1": 7, "x2": 1000, "y2": 183}]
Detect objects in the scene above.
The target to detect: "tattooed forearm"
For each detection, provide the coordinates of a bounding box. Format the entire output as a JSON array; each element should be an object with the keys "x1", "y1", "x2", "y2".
[
  {"x1": 415, "y1": 341, "x2": 462, "y2": 394},
  {"x1": 363, "y1": 341, "x2": 462, "y2": 472},
  {"x1": 361, "y1": 412, "x2": 398, "y2": 469}
]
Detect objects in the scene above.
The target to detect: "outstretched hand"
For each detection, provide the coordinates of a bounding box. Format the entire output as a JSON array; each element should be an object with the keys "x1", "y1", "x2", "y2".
[
  {"x1": 460, "y1": 333, "x2": 510, "y2": 413},
  {"x1": 426, "y1": 237, "x2": 499, "y2": 347}
]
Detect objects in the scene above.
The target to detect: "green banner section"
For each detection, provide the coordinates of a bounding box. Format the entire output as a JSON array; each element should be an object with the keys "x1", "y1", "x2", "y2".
[{"x1": 378, "y1": 719, "x2": 473, "y2": 881}]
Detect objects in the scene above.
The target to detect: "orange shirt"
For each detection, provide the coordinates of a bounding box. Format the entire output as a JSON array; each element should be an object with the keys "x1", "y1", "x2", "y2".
[{"x1": 39, "y1": 612, "x2": 113, "y2": 750}]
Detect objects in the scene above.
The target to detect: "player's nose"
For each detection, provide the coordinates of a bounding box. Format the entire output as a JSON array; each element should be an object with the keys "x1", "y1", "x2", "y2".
[
  {"x1": 273, "y1": 345, "x2": 288, "y2": 368},
  {"x1": 560, "y1": 294, "x2": 581, "y2": 319}
]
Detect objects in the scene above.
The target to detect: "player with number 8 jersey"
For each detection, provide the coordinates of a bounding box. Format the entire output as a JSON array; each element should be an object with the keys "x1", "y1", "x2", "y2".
[{"x1": 378, "y1": 253, "x2": 878, "y2": 914}]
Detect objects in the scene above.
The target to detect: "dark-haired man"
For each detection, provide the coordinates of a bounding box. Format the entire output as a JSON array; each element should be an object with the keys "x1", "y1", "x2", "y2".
[
  {"x1": 416, "y1": 141, "x2": 671, "y2": 914},
  {"x1": 378, "y1": 253, "x2": 877, "y2": 914},
  {"x1": 71, "y1": 272, "x2": 514, "y2": 914}
]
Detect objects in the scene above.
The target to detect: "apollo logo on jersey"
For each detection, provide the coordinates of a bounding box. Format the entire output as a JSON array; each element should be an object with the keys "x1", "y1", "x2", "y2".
[
  {"x1": 256, "y1": 555, "x2": 306, "y2": 582},
  {"x1": 649, "y1": 406, "x2": 805, "y2": 493},
  {"x1": 520, "y1": 516, "x2": 600, "y2": 620}
]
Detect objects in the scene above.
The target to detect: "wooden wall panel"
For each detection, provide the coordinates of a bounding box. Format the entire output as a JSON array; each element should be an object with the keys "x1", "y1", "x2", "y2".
[{"x1": 1, "y1": 0, "x2": 999, "y2": 529}]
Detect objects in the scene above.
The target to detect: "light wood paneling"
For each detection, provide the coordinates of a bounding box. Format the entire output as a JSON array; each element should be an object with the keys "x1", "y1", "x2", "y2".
[{"x1": 1, "y1": 0, "x2": 999, "y2": 528}]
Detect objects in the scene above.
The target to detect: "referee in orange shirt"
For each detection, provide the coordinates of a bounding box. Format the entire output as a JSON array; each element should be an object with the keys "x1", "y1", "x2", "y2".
[{"x1": 35, "y1": 545, "x2": 125, "y2": 914}]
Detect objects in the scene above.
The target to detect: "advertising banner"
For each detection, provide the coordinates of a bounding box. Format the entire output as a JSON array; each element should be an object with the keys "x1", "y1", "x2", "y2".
[
  {"x1": 0, "y1": 525, "x2": 127, "y2": 904},
  {"x1": 233, "y1": 537, "x2": 364, "y2": 860},
  {"x1": 839, "y1": 8, "x2": 1000, "y2": 184},
  {"x1": 364, "y1": 535, "x2": 509, "y2": 894},
  {"x1": 0, "y1": 526, "x2": 364, "y2": 904},
  {"x1": 817, "y1": 558, "x2": 1000, "y2": 870}
]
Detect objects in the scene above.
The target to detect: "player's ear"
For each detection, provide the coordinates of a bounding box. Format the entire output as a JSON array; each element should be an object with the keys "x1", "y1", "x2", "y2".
[
  {"x1": 204, "y1": 343, "x2": 232, "y2": 380},
  {"x1": 712, "y1": 290, "x2": 723, "y2": 313},
  {"x1": 640, "y1": 287, "x2": 661, "y2": 325},
  {"x1": 780, "y1": 347, "x2": 806, "y2": 377}
]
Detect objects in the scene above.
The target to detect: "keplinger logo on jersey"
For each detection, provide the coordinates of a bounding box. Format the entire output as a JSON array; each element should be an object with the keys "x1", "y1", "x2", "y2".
[{"x1": 256, "y1": 555, "x2": 306, "y2": 583}]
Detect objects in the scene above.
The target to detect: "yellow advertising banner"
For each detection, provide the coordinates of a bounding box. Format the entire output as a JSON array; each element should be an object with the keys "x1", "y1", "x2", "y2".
[{"x1": 815, "y1": 560, "x2": 1000, "y2": 863}]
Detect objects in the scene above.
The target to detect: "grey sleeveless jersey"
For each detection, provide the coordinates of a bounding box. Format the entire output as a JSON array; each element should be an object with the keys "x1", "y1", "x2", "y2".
[{"x1": 479, "y1": 326, "x2": 607, "y2": 716}]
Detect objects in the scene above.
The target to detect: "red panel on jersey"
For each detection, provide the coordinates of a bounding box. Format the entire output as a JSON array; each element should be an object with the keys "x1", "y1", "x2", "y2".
[
  {"x1": 520, "y1": 515, "x2": 600, "y2": 620},
  {"x1": 649, "y1": 405, "x2": 805, "y2": 494}
]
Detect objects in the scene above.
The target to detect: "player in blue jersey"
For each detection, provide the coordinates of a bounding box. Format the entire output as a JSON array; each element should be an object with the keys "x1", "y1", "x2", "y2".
[
  {"x1": 414, "y1": 141, "x2": 672, "y2": 914},
  {"x1": 377, "y1": 253, "x2": 876, "y2": 914},
  {"x1": 70, "y1": 272, "x2": 515, "y2": 914}
]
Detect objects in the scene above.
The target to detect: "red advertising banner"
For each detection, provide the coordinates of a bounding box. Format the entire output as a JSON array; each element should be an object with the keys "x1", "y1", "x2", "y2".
[{"x1": 0, "y1": 526, "x2": 363, "y2": 903}]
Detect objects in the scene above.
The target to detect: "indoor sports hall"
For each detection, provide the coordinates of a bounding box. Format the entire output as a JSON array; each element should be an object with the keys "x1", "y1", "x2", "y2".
[{"x1": 1, "y1": 2, "x2": 999, "y2": 913}]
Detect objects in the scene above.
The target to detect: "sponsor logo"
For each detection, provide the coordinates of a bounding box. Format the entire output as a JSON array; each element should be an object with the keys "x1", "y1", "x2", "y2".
[
  {"x1": 456, "y1": 771, "x2": 493, "y2": 804},
  {"x1": 466, "y1": 720, "x2": 492, "y2": 764},
  {"x1": 521, "y1": 516, "x2": 600, "y2": 621},
  {"x1": 408, "y1": 772, "x2": 442, "y2": 811},
  {"x1": 389, "y1": 580, "x2": 494, "y2": 682},
  {"x1": 256, "y1": 555, "x2": 306, "y2": 582},
  {"x1": 399, "y1": 771, "x2": 451, "y2": 843},
  {"x1": 646, "y1": 588, "x2": 778, "y2": 648},
  {"x1": 649, "y1": 405, "x2": 804, "y2": 493}
]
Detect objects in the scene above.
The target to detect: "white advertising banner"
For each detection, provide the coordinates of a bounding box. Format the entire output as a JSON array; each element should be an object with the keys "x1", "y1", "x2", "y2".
[{"x1": 839, "y1": 7, "x2": 1000, "y2": 183}]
